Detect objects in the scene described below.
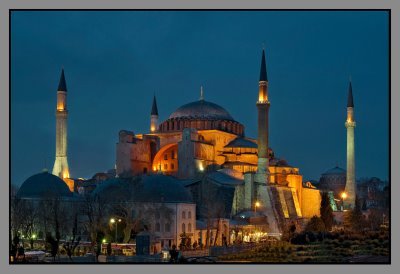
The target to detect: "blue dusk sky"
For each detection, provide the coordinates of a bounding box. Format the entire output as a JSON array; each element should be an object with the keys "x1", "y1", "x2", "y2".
[{"x1": 11, "y1": 11, "x2": 389, "y2": 186}]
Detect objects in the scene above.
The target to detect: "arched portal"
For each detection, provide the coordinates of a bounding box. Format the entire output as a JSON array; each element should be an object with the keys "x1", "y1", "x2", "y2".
[{"x1": 152, "y1": 143, "x2": 178, "y2": 175}]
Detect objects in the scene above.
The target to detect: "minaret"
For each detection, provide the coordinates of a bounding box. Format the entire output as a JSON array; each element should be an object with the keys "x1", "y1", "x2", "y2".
[
  {"x1": 344, "y1": 80, "x2": 356, "y2": 209},
  {"x1": 150, "y1": 95, "x2": 159, "y2": 132},
  {"x1": 52, "y1": 69, "x2": 70, "y2": 179},
  {"x1": 256, "y1": 49, "x2": 270, "y2": 178}
]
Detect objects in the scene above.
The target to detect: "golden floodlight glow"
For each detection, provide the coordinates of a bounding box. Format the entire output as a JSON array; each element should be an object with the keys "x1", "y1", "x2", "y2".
[
  {"x1": 341, "y1": 192, "x2": 347, "y2": 199},
  {"x1": 153, "y1": 166, "x2": 157, "y2": 171},
  {"x1": 62, "y1": 171, "x2": 69, "y2": 179},
  {"x1": 198, "y1": 162, "x2": 204, "y2": 172},
  {"x1": 255, "y1": 201, "x2": 260, "y2": 208},
  {"x1": 110, "y1": 218, "x2": 116, "y2": 223}
]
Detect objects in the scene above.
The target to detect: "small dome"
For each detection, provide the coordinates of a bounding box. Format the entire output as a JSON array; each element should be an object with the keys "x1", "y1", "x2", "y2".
[
  {"x1": 322, "y1": 166, "x2": 346, "y2": 175},
  {"x1": 319, "y1": 166, "x2": 347, "y2": 197},
  {"x1": 17, "y1": 171, "x2": 72, "y2": 198},
  {"x1": 169, "y1": 100, "x2": 235, "y2": 121},
  {"x1": 224, "y1": 138, "x2": 257, "y2": 149}
]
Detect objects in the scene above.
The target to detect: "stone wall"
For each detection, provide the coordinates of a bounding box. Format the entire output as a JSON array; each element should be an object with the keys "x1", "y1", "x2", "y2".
[{"x1": 301, "y1": 187, "x2": 321, "y2": 218}]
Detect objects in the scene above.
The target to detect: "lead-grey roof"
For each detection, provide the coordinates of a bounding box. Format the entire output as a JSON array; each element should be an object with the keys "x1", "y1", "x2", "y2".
[
  {"x1": 168, "y1": 99, "x2": 235, "y2": 121},
  {"x1": 17, "y1": 171, "x2": 72, "y2": 198},
  {"x1": 92, "y1": 175, "x2": 193, "y2": 203},
  {"x1": 206, "y1": 170, "x2": 244, "y2": 186},
  {"x1": 225, "y1": 137, "x2": 257, "y2": 148},
  {"x1": 322, "y1": 166, "x2": 346, "y2": 176}
]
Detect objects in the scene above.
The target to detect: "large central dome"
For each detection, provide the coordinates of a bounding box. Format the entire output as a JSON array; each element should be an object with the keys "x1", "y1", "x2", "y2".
[{"x1": 169, "y1": 100, "x2": 235, "y2": 121}]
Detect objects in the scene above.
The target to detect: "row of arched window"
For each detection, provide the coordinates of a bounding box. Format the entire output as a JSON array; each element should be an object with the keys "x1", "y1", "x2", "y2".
[
  {"x1": 159, "y1": 119, "x2": 244, "y2": 136},
  {"x1": 182, "y1": 210, "x2": 192, "y2": 219},
  {"x1": 181, "y1": 222, "x2": 192, "y2": 233},
  {"x1": 155, "y1": 222, "x2": 171, "y2": 233}
]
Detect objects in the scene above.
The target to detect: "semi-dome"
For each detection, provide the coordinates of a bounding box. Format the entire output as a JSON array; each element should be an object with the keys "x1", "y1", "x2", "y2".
[
  {"x1": 92, "y1": 175, "x2": 193, "y2": 203},
  {"x1": 169, "y1": 100, "x2": 235, "y2": 121},
  {"x1": 17, "y1": 171, "x2": 72, "y2": 198}
]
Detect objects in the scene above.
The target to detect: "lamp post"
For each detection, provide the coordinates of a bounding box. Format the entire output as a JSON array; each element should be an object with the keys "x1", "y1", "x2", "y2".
[
  {"x1": 340, "y1": 192, "x2": 347, "y2": 211},
  {"x1": 110, "y1": 218, "x2": 122, "y2": 243}
]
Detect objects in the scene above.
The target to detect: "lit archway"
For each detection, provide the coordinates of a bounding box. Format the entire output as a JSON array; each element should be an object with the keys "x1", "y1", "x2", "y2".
[{"x1": 152, "y1": 143, "x2": 178, "y2": 175}]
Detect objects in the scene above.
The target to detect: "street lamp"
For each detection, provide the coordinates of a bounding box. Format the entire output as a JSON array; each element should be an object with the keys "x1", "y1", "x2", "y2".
[
  {"x1": 254, "y1": 201, "x2": 260, "y2": 213},
  {"x1": 110, "y1": 218, "x2": 122, "y2": 243},
  {"x1": 340, "y1": 192, "x2": 347, "y2": 211}
]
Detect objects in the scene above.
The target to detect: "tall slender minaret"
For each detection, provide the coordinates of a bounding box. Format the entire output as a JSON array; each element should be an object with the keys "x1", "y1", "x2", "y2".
[
  {"x1": 256, "y1": 49, "x2": 270, "y2": 178},
  {"x1": 150, "y1": 95, "x2": 159, "y2": 132},
  {"x1": 344, "y1": 80, "x2": 356, "y2": 209},
  {"x1": 52, "y1": 69, "x2": 70, "y2": 179}
]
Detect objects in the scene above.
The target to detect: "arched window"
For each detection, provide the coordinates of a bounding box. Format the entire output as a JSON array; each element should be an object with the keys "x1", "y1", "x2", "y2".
[
  {"x1": 155, "y1": 223, "x2": 161, "y2": 232},
  {"x1": 188, "y1": 211, "x2": 192, "y2": 219},
  {"x1": 182, "y1": 211, "x2": 186, "y2": 219},
  {"x1": 188, "y1": 223, "x2": 192, "y2": 232},
  {"x1": 182, "y1": 223, "x2": 186, "y2": 233}
]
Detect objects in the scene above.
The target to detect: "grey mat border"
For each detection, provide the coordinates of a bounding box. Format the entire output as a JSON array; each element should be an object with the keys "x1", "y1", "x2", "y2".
[{"x1": 1, "y1": 1, "x2": 398, "y2": 274}]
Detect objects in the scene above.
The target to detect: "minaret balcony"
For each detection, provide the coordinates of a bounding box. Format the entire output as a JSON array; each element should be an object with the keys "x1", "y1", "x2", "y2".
[{"x1": 345, "y1": 121, "x2": 356, "y2": 128}]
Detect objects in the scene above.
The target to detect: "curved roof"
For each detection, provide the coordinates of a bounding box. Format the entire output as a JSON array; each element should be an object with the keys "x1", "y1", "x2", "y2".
[
  {"x1": 92, "y1": 175, "x2": 193, "y2": 203},
  {"x1": 322, "y1": 166, "x2": 346, "y2": 176},
  {"x1": 168, "y1": 99, "x2": 235, "y2": 121},
  {"x1": 17, "y1": 171, "x2": 72, "y2": 198},
  {"x1": 225, "y1": 138, "x2": 257, "y2": 148}
]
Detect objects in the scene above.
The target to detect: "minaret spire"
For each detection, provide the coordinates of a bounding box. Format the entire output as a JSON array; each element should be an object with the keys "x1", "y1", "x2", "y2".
[
  {"x1": 151, "y1": 94, "x2": 158, "y2": 115},
  {"x1": 344, "y1": 79, "x2": 356, "y2": 209},
  {"x1": 52, "y1": 68, "x2": 70, "y2": 180},
  {"x1": 256, "y1": 48, "x2": 270, "y2": 176},
  {"x1": 259, "y1": 49, "x2": 268, "y2": 82},
  {"x1": 347, "y1": 80, "x2": 354, "y2": 108},
  {"x1": 150, "y1": 94, "x2": 159, "y2": 132},
  {"x1": 200, "y1": 86, "x2": 204, "y2": 101},
  {"x1": 58, "y1": 68, "x2": 67, "y2": 92}
]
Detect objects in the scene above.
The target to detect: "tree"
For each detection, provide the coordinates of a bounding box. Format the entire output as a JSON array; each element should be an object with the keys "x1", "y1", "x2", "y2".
[
  {"x1": 320, "y1": 192, "x2": 334, "y2": 231},
  {"x1": 305, "y1": 216, "x2": 326, "y2": 233},
  {"x1": 62, "y1": 213, "x2": 81, "y2": 261},
  {"x1": 344, "y1": 196, "x2": 365, "y2": 231},
  {"x1": 81, "y1": 193, "x2": 106, "y2": 251}
]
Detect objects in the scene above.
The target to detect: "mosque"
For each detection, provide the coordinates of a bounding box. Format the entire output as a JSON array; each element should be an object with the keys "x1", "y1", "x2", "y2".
[
  {"x1": 115, "y1": 49, "x2": 324, "y2": 233},
  {"x1": 16, "y1": 48, "x2": 357, "y2": 246}
]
